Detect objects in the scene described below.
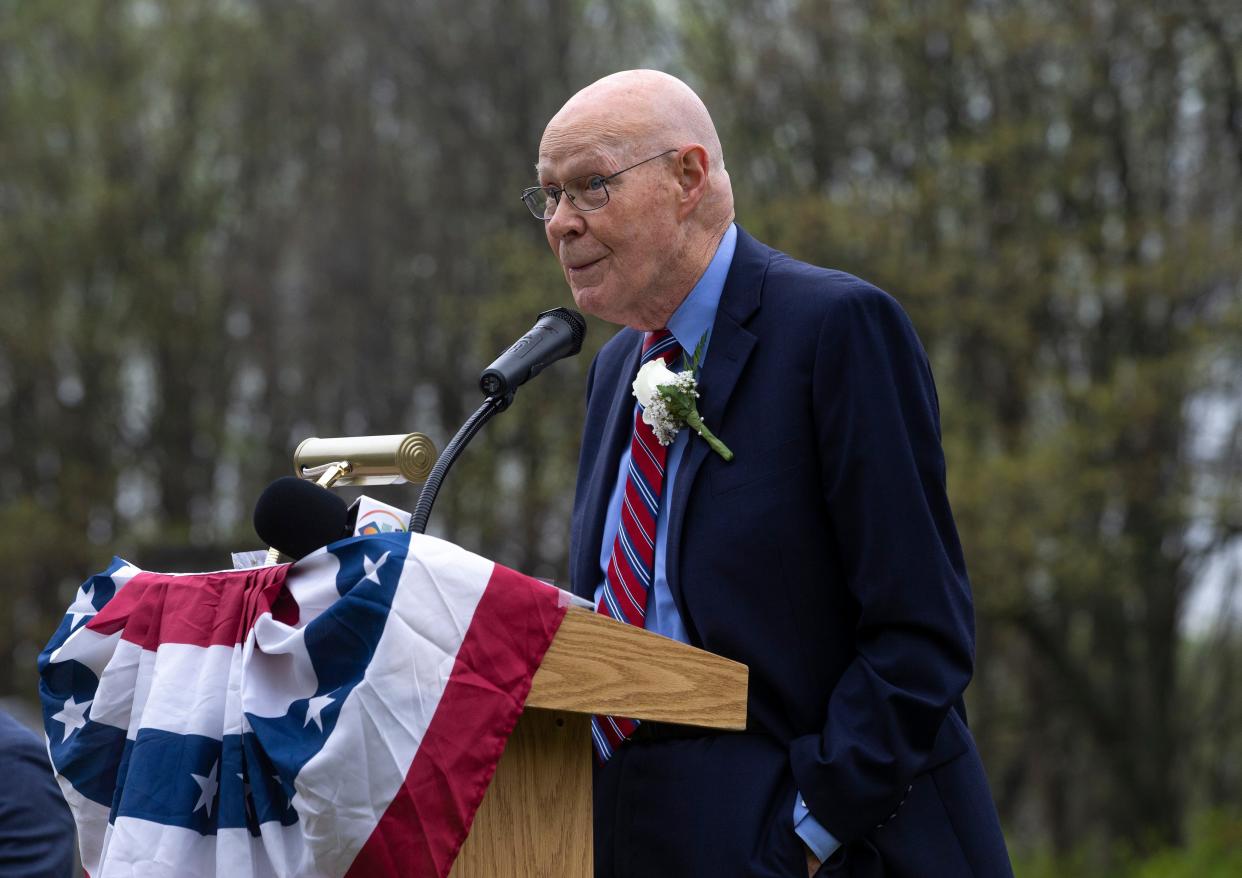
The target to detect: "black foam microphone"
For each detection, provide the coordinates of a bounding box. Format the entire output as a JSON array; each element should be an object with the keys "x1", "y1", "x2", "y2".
[
  {"x1": 253, "y1": 477, "x2": 350, "y2": 560},
  {"x1": 479, "y1": 307, "x2": 587, "y2": 398}
]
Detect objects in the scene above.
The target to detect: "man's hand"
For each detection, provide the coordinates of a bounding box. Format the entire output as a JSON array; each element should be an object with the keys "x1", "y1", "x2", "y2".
[{"x1": 806, "y1": 846, "x2": 822, "y2": 876}]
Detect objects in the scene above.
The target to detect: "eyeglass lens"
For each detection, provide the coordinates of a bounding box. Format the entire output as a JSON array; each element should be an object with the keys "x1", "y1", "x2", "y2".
[{"x1": 528, "y1": 175, "x2": 609, "y2": 218}]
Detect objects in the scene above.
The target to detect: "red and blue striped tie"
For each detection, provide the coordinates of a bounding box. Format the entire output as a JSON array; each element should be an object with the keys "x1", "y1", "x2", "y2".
[{"x1": 592, "y1": 329, "x2": 682, "y2": 762}]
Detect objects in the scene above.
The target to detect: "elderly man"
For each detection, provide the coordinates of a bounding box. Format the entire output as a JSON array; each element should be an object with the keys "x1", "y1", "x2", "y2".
[{"x1": 529, "y1": 70, "x2": 1012, "y2": 877}]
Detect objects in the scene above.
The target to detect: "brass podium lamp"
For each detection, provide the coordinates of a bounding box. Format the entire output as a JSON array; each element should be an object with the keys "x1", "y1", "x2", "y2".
[{"x1": 261, "y1": 432, "x2": 437, "y2": 563}]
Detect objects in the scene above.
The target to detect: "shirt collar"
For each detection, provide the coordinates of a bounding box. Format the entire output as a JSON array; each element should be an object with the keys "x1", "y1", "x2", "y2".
[{"x1": 664, "y1": 222, "x2": 737, "y2": 365}]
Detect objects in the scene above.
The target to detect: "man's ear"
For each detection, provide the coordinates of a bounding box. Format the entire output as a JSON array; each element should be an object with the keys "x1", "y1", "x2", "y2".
[{"x1": 674, "y1": 144, "x2": 711, "y2": 219}]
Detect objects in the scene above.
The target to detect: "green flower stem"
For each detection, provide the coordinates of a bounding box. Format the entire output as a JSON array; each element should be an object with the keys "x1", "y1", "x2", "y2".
[
  {"x1": 684, "y1": 410, "x2": 734, "y2": 461},
  {"x1": 657, "y1": 378, "x2": 734, "y2": 462}
]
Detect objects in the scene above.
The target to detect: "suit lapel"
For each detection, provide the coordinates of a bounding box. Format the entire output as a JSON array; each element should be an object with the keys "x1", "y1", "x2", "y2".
[
  {"x1": 664, "y1": 229, "x2": 770, "y2": 625},
  {"x1": 571, "y1": 333, "x2": 643, "y2": 600}
]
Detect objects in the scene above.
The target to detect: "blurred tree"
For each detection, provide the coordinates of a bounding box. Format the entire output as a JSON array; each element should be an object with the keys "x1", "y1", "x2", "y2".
[{"x1": 0, "y1": 0, "x2": 1238, "y2": 865}]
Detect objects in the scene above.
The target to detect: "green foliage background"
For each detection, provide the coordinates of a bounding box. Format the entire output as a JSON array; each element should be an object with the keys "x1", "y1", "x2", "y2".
[{"x1": 1, "y1": 0, "x2": 1239, "y2": 872}]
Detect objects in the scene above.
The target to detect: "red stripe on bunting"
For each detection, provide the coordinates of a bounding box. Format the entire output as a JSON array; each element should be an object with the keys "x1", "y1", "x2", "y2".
[
  {"x1": 84, "y1": 566, "x2": 295, "y2": 649},
  {"x1": 344, "y1": 563, "x2": 568, "y2": 878}
]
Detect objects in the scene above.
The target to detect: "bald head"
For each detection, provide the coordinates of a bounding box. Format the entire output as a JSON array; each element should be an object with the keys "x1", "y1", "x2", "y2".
[
  {"x1": 543, "y1": 71, "x2": 724, "y2": 168},
  {"x1": 536, "y1": 71, "x2": 735, "y2": 330},
  {"x1": 539, "y1": 70, "x2": 733, "y2": 229}
]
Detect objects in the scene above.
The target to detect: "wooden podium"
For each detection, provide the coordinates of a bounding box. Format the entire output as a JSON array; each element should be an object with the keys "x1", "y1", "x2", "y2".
[{"x1": 448, "y1": 605, "x2": 749, "y2": 877}]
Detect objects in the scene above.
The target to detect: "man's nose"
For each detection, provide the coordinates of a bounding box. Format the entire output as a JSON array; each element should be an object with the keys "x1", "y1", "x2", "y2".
[{"x1": 545, "y1": 193, "x2": 585, "y2": 239}]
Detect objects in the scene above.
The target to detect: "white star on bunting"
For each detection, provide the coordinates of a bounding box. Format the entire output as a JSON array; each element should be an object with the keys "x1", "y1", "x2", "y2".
[
  {"x1": 362, "y1": 551, "x2": 391, "y2": 584},
  {"x1": 304, "y1": 689, "x2": 339, "y2": 732},
  {"x1": 192, "y1": 760, "x2": 220, "y2": 817},
  {"x1": 66, "y1": 584, "x2": 97, "y2": 628},
  {"x1": 52, "y1": 695, "x2": 92, "y2": 743}
]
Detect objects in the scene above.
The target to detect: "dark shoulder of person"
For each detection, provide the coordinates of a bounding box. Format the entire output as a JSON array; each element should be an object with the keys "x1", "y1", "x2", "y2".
[{"x1": 0, "y1": 708, "x2": 76, "y2": 878}]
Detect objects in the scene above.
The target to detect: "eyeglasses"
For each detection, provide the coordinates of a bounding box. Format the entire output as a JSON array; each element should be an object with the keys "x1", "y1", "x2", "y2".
[{"x1": 521, "y1": 149, "x2": 677, "y2": 221}]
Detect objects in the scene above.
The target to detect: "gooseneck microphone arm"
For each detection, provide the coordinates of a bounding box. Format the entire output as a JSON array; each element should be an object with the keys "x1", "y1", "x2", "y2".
[
  {"x1": 410, "y1": 307, "x2": 586, "y2": 535},
  {"x1": 409, "y1": 393, "x2": 512, "y2": 535}
]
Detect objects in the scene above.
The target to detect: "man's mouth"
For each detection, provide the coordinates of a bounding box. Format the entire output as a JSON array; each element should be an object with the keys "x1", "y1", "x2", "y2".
[{"x1": 566, "y1": 255, "x2": 606, "y2": 273}]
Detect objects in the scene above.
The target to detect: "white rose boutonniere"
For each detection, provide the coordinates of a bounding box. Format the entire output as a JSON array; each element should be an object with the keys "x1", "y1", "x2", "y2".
[{"x1": 631, "y1": 333, "x2": 733, "y2": 461}]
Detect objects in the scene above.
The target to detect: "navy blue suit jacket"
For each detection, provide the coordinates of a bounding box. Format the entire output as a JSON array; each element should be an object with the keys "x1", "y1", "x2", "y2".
[
  {"x1": 570, "y1": 228, "x2": 1011, "y2": 876},
  {"x1": 0, "y1": 709, "x2": 75, "y2": 878}
]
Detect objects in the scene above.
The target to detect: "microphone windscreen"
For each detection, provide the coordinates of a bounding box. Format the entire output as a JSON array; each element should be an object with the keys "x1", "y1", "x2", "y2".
[
  {"x1": 548, "y1": 306, "x2": 587, "y2": 351},
  {"x1": 253, "y1": 477, "x2": 350, "y2": 560}
]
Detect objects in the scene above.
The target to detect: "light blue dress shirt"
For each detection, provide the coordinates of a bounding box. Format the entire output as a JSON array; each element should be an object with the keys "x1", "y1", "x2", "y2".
[{"x1": 592, "y1": 223, "x2": 840, "y2": 861}]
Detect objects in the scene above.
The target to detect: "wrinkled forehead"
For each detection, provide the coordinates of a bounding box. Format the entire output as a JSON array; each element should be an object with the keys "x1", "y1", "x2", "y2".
[
  {"x1": 535, "y1": 139, "x2": 627, "y2": 185},
  {"x1": 536, "y1": 106, "x2": 645, "y2": 183}
]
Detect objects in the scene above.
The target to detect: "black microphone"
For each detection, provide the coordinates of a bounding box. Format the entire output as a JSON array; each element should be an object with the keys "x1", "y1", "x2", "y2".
[
  {"x1": 479, "y1": 307, "x2": 587, "y2": 398},
  {"x1": 253, "y1": 477, "x2": 351, "y2": 560}
]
